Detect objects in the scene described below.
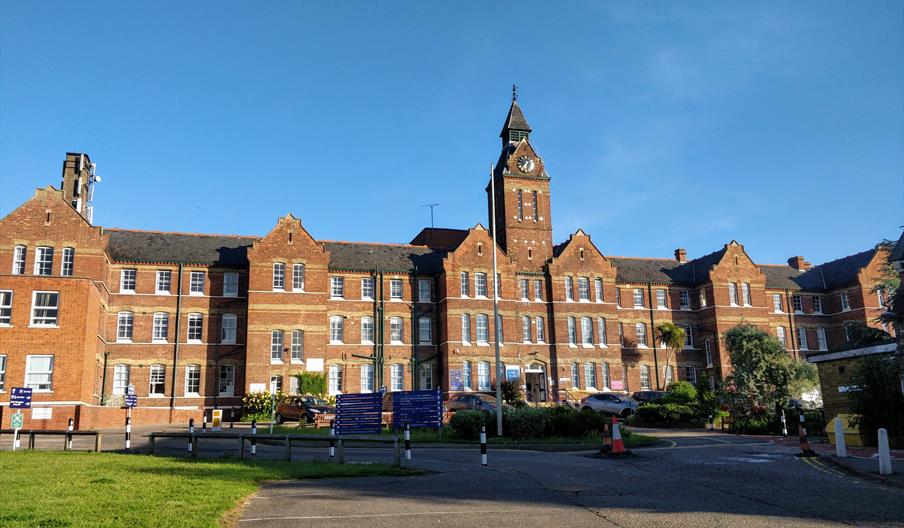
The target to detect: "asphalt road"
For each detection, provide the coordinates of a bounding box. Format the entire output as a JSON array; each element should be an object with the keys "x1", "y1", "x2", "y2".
[{"x1": 238, "y1": 431, "x2": 904, "y2": 528}]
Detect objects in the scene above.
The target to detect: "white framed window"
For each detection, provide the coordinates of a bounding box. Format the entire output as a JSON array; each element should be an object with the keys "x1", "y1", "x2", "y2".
[
  {"x1": 390, "y1": 317, "x2": 403, "y2": 343},
  {"x1": 797, "y1": 327, "x2": 808, "y2": 350},
  {"x1": 460, "y1": 272, "x2": 470, "y2": 297},
  {"x1": 0, "y1": 291, "x2": 11, "y2": 326},
  {"x1": 220, "y1": 314, "x2": 237, "y2": 344},
  {"x1": 840, "y1": 291, "x2": 850, "y2": 312},
  {"x1": 328, "y1": 364, "x2": 342, "y2": 395},
  {"x1": 30, "y1": 291, "x2": 59, "y2": 326},
  {"x1": 391, "y1": 364, "x2": 404, "y2": 391},
  {"x1": 475, "y1": 273, "x2": 488, "y2": 297},
  {"x1": 149, "y1": 364, "x2": 165, "y2": 395},
  {"x1": 594, "y1": 278, "x2": 603, "y2": 302},
  {"x1": 633, "y1": 288, "x2": 644, "y2": 308},
  {"x1": 290, "y1": 373, "x2": 300, "y2": 394},
  {"x1": 680, "y1": 290, "x2": 690, "y2": 310},
  {"x1": 598, "y1": 317, "x2": 607, "y2": 346},
  {"x1": 187, "y1": 313, "x2": 203, "y2": 342},
  {"x1": 728, "y1": 283, "x2": 739, "y2": 306},
  {"x1": 564, "y1": 277, "x2": 574, "y2": 302},
  {"x1": 640, "y1": 365, "x2": 651, "y2": 390},
  {"x1": 522, "y1": 316, "x2": 531, "y2": 342},
  {"x1": 476, "y1": 314, "x2": 489, "y2": 344},
  {"x1": 461, "y1": 314, "x2": 471, "y2": 344},
  {"x1": 330, "y1": 315, "x2": 345, "y2": 345},
  {"x1": 571, "y1": 363, "x2": 579, "y2": 388},
  {"x1": 684, "y1": 366, "x2": 697, "y2": 385},
  {"x1": 361, "y1": 317, "x2": 375, "y2": 344},
  {"x1": 12, "y1": 245, "x2": 26, "y2": 275},
  {"x1": 578, "y1": 277, "x2": 590, "y2": 302},
  {"x1": 189, "y1": 271, "x2": 205, "y2": 296},
  {"x1": 223, "y1": 272, "x2": 239, "y2": 297},
  {"x1": 292, "y1": 264, "x2": 305, "y2": 292},
  {"x1": 496, "y1": 314, "x2": 504, "y2": 345},
  {"x1": 683, "y1": 325, "x2": 694, "y2": 348},
  {"x1": 61, "y1": 247, "x2": 74, "y2": 276},
  {"x1": 601, "y1": 362, "x2": 611, "y2": 389},
  {"x1": 812, "y1": 295, "x2": 822, "y2": 314},
  {"x1": 273, "y1": 262, "x2": 286, "y2": 290},
  {"x1": 330, "y1": 277, "x2": 345, "y2": 298},
  {"x1": 291, "y1": 330, "x2": 304, "y2": 362},
  {"x1": 156, "y1": 270, "x2": 172, "y2": 294},
  {"x1": 477, "y1": 361, "x2": 490, "y2": 391},
  {"x1": 777, "y1": 326, "x2": 787, "y2": 348},
  {"x1": 519, "y1": 279, "x2": 529, "y2": 301},
  {"x1": 462, "y1": 361, "x2": 472, "y2": 390},
  {"x1": 704, "y1": 340, "x2": 713, "y2": 367},
  {"x1": 664, "y1": 365, "x2": 674, "y2": 385},
  {"x1": 418, "y1": 279, "x2": 431, "y2": 302},
  {"x1": 816, "y1": 327, "x2": 827, "y2": 350},
  {"x1": 361, "y1": 277, "x2": 374, "y2": 300},
  {"x1": 567, "y1": 317, "x2": 577, "y2": 345},
  {"x1": 517, "y1": 189, "x2": 524, "y2": 221},
  {"x1": 120, "y1": 269, "x2": 136, "y2": 293},
  {"x1": 219, "y1": 365, "x2": 235, "y2": 396},
  {"x1": 742, "y1": 283, "x2": 752, "y2": 306},
  {"x1": 418, "y1": 316, "x2": 432, "y2": 344},
  {"x1": 698, "y1": 289, "x2": 707, "y2": 308},
  {"x1": 495, "y1": 273, "x2": 502, "y2": 298},
  {"x1": 112, "y1": 364, "x2": 130, "y2": 395},
  {"x1": 581, "y1": 317, "x2": 593, "y2": 346},
  {"x1": 34, "y1": 246, "x2": 53, "y2": 276},
  {"x1": 584, "y1": 362, "x2": 597, "y2": 390},
  {"x1": 793, "y1": 294, "x2": 803, "y2": 313},
  {"x1": 360, "y1": 364, "x2": 374, "y2": 393},
  {"x1": 635, "y1": 322, "x2": 648, "y2": 347},
  {"x1": 534, "y1": 279, "x2": 543, "y2": 301},
  {"x1": 117, "y1": 312, "x2": 133, "y2": 342},
  {"x1": 184, "y1": 364, "x2": 200, "y2": 395},
  {"x1": 271, "y1": 330, "x2": 284, "y2": 362},
  {"x1": 270, "y1": 375, "x2": 282, "y2": 394},
  {"x1": 25, "y1": 355, "x2": 54, "y2": 392},
  {"x1": 772, "y1": 293, "x2": 783, "y2": 313},
  {"x1": 390, "y1": 279, "x2": 403, "y2": 300},
  {"x1": 536, "y1": 316, "x2": 545, "y2": 343},
  {"x1": 616, "y1": 288, "x2": 622, "y2": 307},
  {"x1": 152, "y1": 312, "x2": 169, "y2": 342},
  {"x1": 618, "y1": 322, "x2": 625, "y2": 345},
  {"x1": 656, "y1": 289, "x2": 667, "y2": 309}
]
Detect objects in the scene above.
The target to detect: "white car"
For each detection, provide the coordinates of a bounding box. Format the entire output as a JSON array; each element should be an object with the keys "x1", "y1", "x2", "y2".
[{"x1": 580, "y1": 393, "x2": 638, "y2": 418}]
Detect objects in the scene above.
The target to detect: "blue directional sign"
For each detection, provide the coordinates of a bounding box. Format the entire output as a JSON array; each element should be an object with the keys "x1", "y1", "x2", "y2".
[
  {"x1": 335, "y1": 392, "x2": 383, "y2": 435},
  {"x1": 449, "y1": 369, "x2": 463, "y2": 392},
  {"x1": 10, "y1": 387, "x2": 33, "y2": 409},
  {"x1": 392, "y1": 387, "x2": 443, "y2": 430},
  {"x1": 124, "y1": 395, "x2": 138, "y2": 408}
]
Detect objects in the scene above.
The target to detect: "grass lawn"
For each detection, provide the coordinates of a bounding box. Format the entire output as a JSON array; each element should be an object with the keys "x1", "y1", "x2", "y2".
[{"x1": 0, "y1": 451, "x2": 416, "y2": 528}]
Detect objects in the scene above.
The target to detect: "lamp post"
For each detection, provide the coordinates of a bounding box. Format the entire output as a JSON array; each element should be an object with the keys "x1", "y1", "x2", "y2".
[{"x1": 490, "y1": 164, "x2": 503, "y2": 436}]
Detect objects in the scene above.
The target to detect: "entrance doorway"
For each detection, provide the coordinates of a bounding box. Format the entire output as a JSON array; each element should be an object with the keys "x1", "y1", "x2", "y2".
[{"x1": 524, "y1": 364, "x2": 546, "y2": 403}]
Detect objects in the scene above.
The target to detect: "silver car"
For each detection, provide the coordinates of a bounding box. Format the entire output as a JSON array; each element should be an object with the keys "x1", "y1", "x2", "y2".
[{"x1": 580, "y1": 393, "x2": 638, "y2": 418}]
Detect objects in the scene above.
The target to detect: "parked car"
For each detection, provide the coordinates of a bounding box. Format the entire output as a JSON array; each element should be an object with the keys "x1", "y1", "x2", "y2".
[
  {"x1": 445, "y1": 393, "x2": 509, "y2": 413},
  {"x1": 632, "y1": 391, "x2": 667, "y2": 404},
  {"x1": 580, "y1": 393, "x2": 638, "y2": 417},
  {"x1": 274, "y1": 395, "x2": 335, "y2": 424}
]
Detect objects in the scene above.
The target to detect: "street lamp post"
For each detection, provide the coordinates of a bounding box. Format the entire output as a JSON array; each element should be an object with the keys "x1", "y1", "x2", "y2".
[{"x1": 490, "y1": 164, "x2": 503, "y2": 437}]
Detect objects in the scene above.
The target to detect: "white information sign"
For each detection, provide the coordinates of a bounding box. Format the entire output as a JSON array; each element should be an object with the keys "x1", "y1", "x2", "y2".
[
  {"x1": 306, "y1": 358, "x2": 324, "y2": 372},
  {"x1": 32, "y1": 408, "x2": 52, "y2": 420}
]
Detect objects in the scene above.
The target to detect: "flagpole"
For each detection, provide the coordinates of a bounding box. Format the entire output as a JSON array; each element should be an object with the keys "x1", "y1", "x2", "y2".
[{"x1": 490, "y1": 163, "x2": 504, "y2": 436}]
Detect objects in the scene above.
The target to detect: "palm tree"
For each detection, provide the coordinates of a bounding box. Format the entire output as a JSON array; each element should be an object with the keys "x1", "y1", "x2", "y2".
[{"x1": 656, "y1": 321, "x2": 686, "y2": 389}]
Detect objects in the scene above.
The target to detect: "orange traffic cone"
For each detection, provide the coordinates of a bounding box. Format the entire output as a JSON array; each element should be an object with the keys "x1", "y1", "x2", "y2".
[
  {"x1": 605, "y1": 415, "x2": 633, "y2": 457},
  {"x1": 796, "y1": 421, "x2": 818, "y2": 458},
  {"x1": 600, "y1": 422, "x2": 612, "y2": 453}
]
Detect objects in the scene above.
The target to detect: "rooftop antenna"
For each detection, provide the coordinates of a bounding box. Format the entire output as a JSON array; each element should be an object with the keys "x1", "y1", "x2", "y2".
[{"x1": 421, "y1": 203, "x2": 439, "y2": 229}]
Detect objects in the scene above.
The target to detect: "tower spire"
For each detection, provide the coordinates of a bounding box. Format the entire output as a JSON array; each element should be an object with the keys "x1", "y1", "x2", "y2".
[{"x1": 512, "y1": 83, "x2": 518, "y2": 102}]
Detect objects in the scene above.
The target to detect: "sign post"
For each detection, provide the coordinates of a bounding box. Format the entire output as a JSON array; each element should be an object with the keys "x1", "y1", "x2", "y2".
[
  {"x1": 269, "y1": 380, "x2": 277, "y2": 434},
  {"x1": 124, "y1": 384, "x2": 137, "y2": 450},
  {"x1": 10, "y1": 387, "x2": 33, "y2": 451}
]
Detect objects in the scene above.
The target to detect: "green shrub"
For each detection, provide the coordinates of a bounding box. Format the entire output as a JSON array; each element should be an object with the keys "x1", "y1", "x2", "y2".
[
  {"x1": 634, "y1": 402, "x2": 701, "y2": 427},
  {"x1": 500, "y1": 380, "x2": 524, "y2": 405},
  {"x1": 294, "y1": 372, "x2": 327, "y2": 398},
  {"x1": 503, "y1": 407, "x2": 548, "y2": 439},
  {"x1": 449, "y1": 410, "x2": 494, "y2": 439},
  {"x1": 242, "y1": 391, "x2": 284, "y2": 418},
  {"x1": 664, "y1": 381, "x2": 697, "y2": 405},
  {"x1": 450, "y1": 406, "x2": 610, "y2": 440},
  {"x1": 544, "y1": 406, "x2": 607, "y2": 437}
]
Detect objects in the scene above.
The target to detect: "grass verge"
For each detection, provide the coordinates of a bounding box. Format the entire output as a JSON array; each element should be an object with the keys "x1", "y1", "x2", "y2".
[{"x1": 0, "y1": 451, "x2": 416, "y2": 528}]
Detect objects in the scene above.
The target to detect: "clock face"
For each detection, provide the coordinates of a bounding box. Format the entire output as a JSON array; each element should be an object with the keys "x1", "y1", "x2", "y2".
[{"x1": 516, "y1": 156, "x2": 535, "y2": 173}]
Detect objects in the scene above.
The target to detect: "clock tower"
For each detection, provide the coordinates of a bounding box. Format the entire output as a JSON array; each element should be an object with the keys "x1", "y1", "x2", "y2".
[{"x1": 488, "y1": 95, "x2": 554, "y2": 269}]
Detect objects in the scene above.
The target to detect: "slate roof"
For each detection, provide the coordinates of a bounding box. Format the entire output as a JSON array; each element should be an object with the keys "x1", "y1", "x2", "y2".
[
  {"x1": 323, "y1": 242, "x2": 444, "y2": 273},
  {"x1": 889, "y1": 232, "x2": 904, "y2": 264},
  {"x1": 106, "y1": 229, "x2": 255, "y2": 266},
  {"x1": 409, "y1": 228, "x2": 469, "y2": 250},
  {"x1": 500, "y1": 100, "x2": 531, "y2": 136},
  {"x1": 797, "y1": 248, "x2": 877, "y2": 291},
  {"x1": 608, "y1": 248, "x2": 725, "y2": 286}
]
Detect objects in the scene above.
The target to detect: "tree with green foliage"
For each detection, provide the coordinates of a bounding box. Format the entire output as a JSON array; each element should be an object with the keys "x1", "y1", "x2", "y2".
[
  {"x1": 655, "y1": 321, "x2": 686, "y2": 389},
  {"x1": 500, "y1": 380, "x2": 524, "y2": 405},
  {"x1": 293, "y1": 371, "x2": 327, "y2": 398},
  {"x1": 846, "y1": 354, "x2": 904, "y2": 448},
  {"x1": 843, "y1": 321, "x2": 893, "y2": 348}
]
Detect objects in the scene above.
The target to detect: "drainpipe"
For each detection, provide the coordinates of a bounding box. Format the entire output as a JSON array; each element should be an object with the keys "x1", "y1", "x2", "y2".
[
  {"x1": 100, "y1": 351, "x2": 110, "y2": 405},
  {"x1": 647, "y1": 283, "x2": 661, "y2": 390},
  {"x1": 170, "y1": 262, "x2": 184, "y2": 408},
  {"x1": 785, "y1": 289, "x2": 798, "y2": 359},
  {"x1": 378, "y1": 271, "x2": 385, "y2": 389},
  {"x1": 411, "y1": 264, "x2": 418, "y2": 390},
  {"x1": 372, "y1": 270, "x2": 379, "y2": 389}
]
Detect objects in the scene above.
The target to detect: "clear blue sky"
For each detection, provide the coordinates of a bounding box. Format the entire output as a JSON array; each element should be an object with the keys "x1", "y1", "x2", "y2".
[{"x1": 2, "y1": 1, "x2": 902, "y2": 265}]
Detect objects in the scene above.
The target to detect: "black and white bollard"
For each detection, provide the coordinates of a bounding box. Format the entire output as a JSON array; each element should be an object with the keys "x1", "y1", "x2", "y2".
[
  {"x1": 67, "y1": 418, "x2": 74, "y2": 450},
  {"x1": 480, "y1": 425, "x2": 488, "y2": 467},
  {"x1": 878, "y1": 428, "x2": 893, "y2": 476},
  {"x1": 329, "y1": 421, "x2": 336, "y2": 459},
  {"x1": 404, "y1": 424, "x2": 412, "y2": 461},
  {"x1": 780, "y1": 410, "x2": 788, "y2": 437},
  {"x1": 125, "y1": 416, "x2": 132, "y2": 451},
  {"x1": 202, "y1": 418, "x2": 207, "y2": 433},
  {"x1": 188, "y1": 418, "x2": 195, "y2": 453},
  {"x1": 229, "y1": 409, "x2": 235, "y2": 429},
  {"x1": 251, "y1": 419, "x2": 257, "y2": 456},
  {"x1": 708, "y1": 414, "x2": 714, "y2": 431}
]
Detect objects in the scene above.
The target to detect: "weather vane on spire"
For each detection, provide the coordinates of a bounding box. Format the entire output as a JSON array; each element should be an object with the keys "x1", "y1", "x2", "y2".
[{"x1": 512, "y1": 83, "x2": 518, "y2": 102}]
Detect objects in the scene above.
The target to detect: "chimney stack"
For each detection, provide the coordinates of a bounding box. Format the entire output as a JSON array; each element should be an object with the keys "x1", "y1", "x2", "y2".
[
  {"x1": 675, "y1": 248, "x2": 687, "y2": 263},
  {"x1": 787, "y1": 256, "x2": 811, "y2": 270}
]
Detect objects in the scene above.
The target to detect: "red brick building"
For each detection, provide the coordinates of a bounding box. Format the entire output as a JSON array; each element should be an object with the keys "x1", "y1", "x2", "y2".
[{"x1": 0, "y1": 100, "x2": 892, "y2": 429}]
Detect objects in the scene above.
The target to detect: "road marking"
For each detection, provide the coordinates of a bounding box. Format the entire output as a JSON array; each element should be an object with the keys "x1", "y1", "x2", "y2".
[
  {"x1": 638, "y1": 441, "x2": 771, "y2": 451},
  {"x1": 240, "y1": 508, "x2": 545, "y2": 522}
]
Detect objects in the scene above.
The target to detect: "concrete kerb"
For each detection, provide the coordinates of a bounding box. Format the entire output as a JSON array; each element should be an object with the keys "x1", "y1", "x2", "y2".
[{"x1": 821, "y1": 456, "x2": 904, "y2": 489}]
